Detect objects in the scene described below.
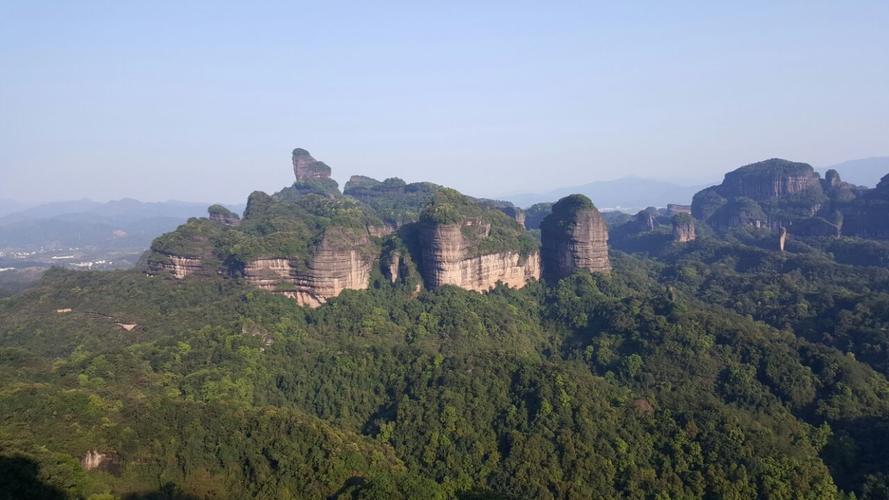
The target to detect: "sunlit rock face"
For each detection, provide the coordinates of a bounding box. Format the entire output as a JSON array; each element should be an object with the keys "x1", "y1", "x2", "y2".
[
  {"x1": 243, "y1": 228, "x2": 374, "y2": 308},
  {"x1": 147, "y1": 253, "x2": 204, "y2": 279},
  {"x1": 81, "y1": 450, "x2": 120, "y2": 474},
  {"x1": 292, "y1": 148, "x2": 332, "y2": 181},
  {"x1": 540, "y1": 194, "x2": 610, "y2": 281},
  {"x1": 672, "y1": 214, "x2": 696, "y2": 243},
  {"x1": 419, "y1": 222, "x2": 540, "y2": 291}
]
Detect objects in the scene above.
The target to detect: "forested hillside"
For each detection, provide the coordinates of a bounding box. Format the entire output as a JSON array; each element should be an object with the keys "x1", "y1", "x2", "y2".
[{"x1": 2, "y1": 155, "x2": 889, "y2": 499}]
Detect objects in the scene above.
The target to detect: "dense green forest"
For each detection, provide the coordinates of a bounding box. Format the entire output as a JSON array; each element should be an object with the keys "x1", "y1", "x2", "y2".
[{"x1": 2, "y1": 231, "x2": 889, "y2": 498}]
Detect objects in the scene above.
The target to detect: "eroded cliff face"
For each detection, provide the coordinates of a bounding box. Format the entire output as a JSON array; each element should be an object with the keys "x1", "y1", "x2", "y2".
[
  {"x1": 419, "y1": 223, "x2": 540, "y2": 291},
  {"x1": 243, "y1": 228, "x2": 374, "y2": 307},
  {"x1": 81, "y1": 450, "x2": 120, "y2": 474},
  {"x1": 672, "y1": 215, "x2": 696, "y2": 243},
  {"x1": 720, "y1": 159, "x2": 822, "y2": 200},
  {"x1": 147, "y1": 253, "x2": 204, "y2": 279},
  {"x1": 541, "y1": 195, "x2": 610, "y2": 280}
]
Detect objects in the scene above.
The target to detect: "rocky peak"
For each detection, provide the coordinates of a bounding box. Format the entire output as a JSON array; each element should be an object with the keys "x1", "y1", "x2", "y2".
[
  {"x1": 719, "y1": 158, "x2": 822, "y2": 201},
  {"x1": 540, "y1": 194, "x2": 610, "y2": 280},
  {"x1": 292, "y1": 148, "x2": 332, "y2": 182},
  {"x1": 824, "y1": 169, "x2": 842, "y2": 189}
]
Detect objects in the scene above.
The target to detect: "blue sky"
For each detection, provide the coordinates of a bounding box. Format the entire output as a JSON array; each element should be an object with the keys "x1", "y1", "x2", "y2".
[{"x1": 1, "y1": 1, "x2": 888, "y2": 203}]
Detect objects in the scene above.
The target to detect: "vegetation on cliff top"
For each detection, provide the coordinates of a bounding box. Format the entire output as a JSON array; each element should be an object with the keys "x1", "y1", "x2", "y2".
[{"x1": 420, "y1": 188, "x2": 538, "y2": 257}]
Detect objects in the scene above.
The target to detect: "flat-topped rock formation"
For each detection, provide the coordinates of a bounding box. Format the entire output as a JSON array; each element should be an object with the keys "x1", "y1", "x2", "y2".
[
  {"x1": 719, "y1": 159, "x2": 822, "y2": 201},
  {"x1": 416, "y1": 189, "x2": 540, "y2": 291},
  {"x1": 540, "y1": 194, "x2": 610, "y2": 280},
  {"x1": 243, "y1": 227, "x2": 374, "y2": 307},
  {"x1": 419, "y1": 221, "x2": 539, "y2": 291}
]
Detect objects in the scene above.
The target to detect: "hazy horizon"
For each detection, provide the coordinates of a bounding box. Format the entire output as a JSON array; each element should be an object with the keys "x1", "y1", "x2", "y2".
[{"x1": 2, "y1": 2, "x2": 888, "y2": 204}]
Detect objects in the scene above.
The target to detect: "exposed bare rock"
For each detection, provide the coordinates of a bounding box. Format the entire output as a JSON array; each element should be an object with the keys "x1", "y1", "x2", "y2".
[
  {"x1": 779, "y1": 227, "x2": 788, "y2": 252},
  {"x1": 292, "y1": 148, "x2": 332, "y2": 181},
  {"x1": 208, "y1": 204, "x2": 241, "y2": 226},
  {"x1": 719, "y1": 159, "x2": 822, "y2": 201},
  {"x1": 147, "y1": 253, "x2": 203, "y2": 279},
  {"x1": 672, "y1": 214, "x2": 696, "y2": 243},
  {"x1": 384, "y1": 250, "x2": 402, "y2": 284},
  {"x1": 243, "y1": 228, "x2": 373, "y2": 307},
  {"x1": 419, "y1": 223, "x2": 540, "y2": 291},
  {"x1": 367, "y1": 223, "x2": 396, "y2": 238},
  {"x1": 540, "y1": 194, "x2": 610, "y2": 280},
  {"x1": 81, "y1": 450, "x2": 121, "y2": 474}
]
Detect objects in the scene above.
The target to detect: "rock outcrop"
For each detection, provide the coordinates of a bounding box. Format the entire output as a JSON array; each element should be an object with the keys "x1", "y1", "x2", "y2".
[
  {"x1": 691, "y1": 158, "x2": 835, "y2": 234},
  {"x1": 208, "y1": 204, "x2": 241, "y2": 226},
  {"x1": 540, "y1": 194, "x2": 610, "y2": 280},
  {"x1": 241, "y1": 229, "x2": 375, "y2": 308},
  {"x1": 672, "y1": 213, "x2": 695, "y2": 243},
  {"x1": 81, "y1": 450, "x2": 121, "y2": 474},
  {"x1": 419, "y1": 222, "x2": 540, "y2": 291},
  {"x1": 292, "y1": 148, "x2": 332, "y2": 181},
  {"x1": 719, "y1": 159, "x2": 822, "y2": 201},
  {"x1": 779, "y1": 227, "x2": 788, "y2": 252},
  {"x1": 147, "y1": 253, "x2": 204, "y2": 279}
]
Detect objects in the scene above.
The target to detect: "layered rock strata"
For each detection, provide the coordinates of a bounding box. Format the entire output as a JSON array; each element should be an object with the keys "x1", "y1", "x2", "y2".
[
  {"x1": 419, "y1": 223, "x2": 540, "y2": 291},
  {"x1": 540, "y1": 195, "x2": 610, "y2": 280},
  {"x1": 243, "y1": 230, "x2": 374, "y2": 307},
  {"x1": 147, "y1": 253, "x2": 204, "y2": 279}
]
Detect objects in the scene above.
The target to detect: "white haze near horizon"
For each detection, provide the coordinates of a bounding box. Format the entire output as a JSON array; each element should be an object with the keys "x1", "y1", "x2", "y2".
[{"x1": 1, "y1": 2, "x2": 888, "y2": 205}]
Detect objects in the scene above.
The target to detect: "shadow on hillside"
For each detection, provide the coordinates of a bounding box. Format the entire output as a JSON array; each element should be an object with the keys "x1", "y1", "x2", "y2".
[
  {"x1": 0, "y1": 455, "x2": 66, "y2": 500},
  {"x1": 822, "y1": 415, "x2": 889, "y2": 497},
  {"x1": 123, "y1": 482, "x2": 199, "y2": 500}
]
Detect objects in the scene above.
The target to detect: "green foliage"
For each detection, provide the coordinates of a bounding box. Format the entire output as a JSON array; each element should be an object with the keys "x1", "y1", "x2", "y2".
[{"x1": 3, "y1": 217, "x2": 889, "y2": 498}]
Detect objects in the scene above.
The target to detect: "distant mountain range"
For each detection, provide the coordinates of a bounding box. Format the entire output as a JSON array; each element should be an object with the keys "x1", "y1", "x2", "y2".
[
  {"x1": 821, "y1": 157, "x2": 889, "y2": 188},
  {"x1": 505, "y1": 177, "x2": 709, "y2": 211},
  {"x1": 504, "y1": 156, "x2": 889, "y2": 210},
  {"x1": 0, "y1": 199, "x2": 243, "y2": 250}
]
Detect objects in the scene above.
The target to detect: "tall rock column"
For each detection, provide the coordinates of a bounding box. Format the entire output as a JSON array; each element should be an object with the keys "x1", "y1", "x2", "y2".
[
  {"x1": 540, "y1": 194, "x2": 610, "y2": 281},
  {"x1": 672, "y1": 213, "x2": 696, "y2": 243}
]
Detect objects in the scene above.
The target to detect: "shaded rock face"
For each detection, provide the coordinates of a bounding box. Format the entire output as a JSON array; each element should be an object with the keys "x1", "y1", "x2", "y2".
[
  {"x1": 712, "y1": 197, "x2": 768, "y2": 230},
  {"x1": 243, "y1": 229, "x2": 373, "y2": 308},
  {"x1": 792, "y1": 217, "x2": 841, "y2": 238},
  {"x1": 720, "y1": 159, "x2": 822, "y2": 201},
  {"x1": 540, "y1": 195, "x2": 610, "y2": 281},
  {"x1": 497, "y1": 206, "x2": 525, "y2": 227},
  {"x1": 672, "y1": 215, "x2": 695, "y2": 243},
  {"x1": 292, "y1": 148, "x2": 332, "y2": 182},
  {"x1": 632, "y1": 208, "x2": 657, "y2": 233},
  {"x1": 147, "y1": 253, "x2": 203, "y2": 279},
  {"x1": 419, "y1": 223, "x2": 540, "y2": 291}
]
